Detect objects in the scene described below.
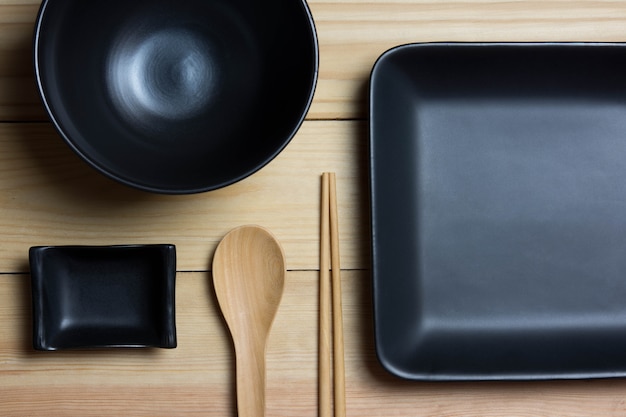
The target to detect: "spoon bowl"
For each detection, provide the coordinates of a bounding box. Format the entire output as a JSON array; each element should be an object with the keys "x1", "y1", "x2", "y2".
[{"x1": 212, "y1": 225, "x2": 286, "y2": 417}]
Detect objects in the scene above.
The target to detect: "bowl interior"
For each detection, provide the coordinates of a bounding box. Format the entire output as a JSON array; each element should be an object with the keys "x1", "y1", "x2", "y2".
[{"x1": 35, "y1": 0, "x2": 317, "y2": 193}]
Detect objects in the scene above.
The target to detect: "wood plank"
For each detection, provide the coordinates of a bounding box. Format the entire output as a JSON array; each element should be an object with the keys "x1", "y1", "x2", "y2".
[
  {"x1": 0, "y1": 3, "x2": 46, "y2": 121},
  {"x1": 2, "y1": 271, "x2": 626, "y2": 416},
  {"x1": 4, "y1": 1, "x2": 626, "y2": 121},
  {"x1": 310, "y1": 0, "x2": 626, "y2": 119},
  {"x1": 0, "y1": 121, "x2": 369, "y2": 273}
]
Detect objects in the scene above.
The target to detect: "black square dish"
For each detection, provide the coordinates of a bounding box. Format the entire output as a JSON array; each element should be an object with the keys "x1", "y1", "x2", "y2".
[
  {"x1": 370, "y1": 43, "x2": 626, "y2": 380},
  {"x1": 29, "y1": 245, "x2": 177, "y2": 350}
]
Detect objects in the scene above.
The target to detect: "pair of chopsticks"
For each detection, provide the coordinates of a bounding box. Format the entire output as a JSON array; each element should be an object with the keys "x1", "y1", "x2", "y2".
[{"x1": 320, "y1": 172, "x2": 346, "y2": 417}]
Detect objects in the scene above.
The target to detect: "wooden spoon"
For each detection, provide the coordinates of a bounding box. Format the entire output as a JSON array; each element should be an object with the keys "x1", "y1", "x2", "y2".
[{"x1": 212, "y1": 225, "x2": 286, "y2": 417}]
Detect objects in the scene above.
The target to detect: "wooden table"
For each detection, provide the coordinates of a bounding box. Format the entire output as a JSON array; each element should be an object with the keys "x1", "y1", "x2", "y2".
[{"x1": 3, "y1": 1, "x2": 626, "y2": 415}]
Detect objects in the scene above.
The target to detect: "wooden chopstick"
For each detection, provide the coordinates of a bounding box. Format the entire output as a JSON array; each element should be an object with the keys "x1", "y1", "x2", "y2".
[
  {"x1": 329, "y1": 173, "x2": 346, "y2": 417},
  {"x1": 320, "y1": 172, "x2": 346, "y2": 417},
  {"x1": 320, "y1": 173, "x2": 332, "y2": 417}
]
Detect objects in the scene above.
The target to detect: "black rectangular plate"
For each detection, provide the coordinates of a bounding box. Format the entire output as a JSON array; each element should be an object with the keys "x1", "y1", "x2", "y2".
[
  {"x1": 30, "y1": 244, "x2": 177, "y2": 350},
  {"x1": 370, "y1": 43, "x2": 626, "y2": 380}
]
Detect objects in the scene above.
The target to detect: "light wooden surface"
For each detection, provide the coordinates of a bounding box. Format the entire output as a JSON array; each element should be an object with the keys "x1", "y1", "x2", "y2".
[{"x1": 3, "y1": 0, "x2": 626, "y2": 415}]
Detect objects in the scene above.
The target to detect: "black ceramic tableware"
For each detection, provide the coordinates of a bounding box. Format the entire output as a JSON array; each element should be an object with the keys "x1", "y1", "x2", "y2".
[
  {"x1": 34, "y1": 0, "x2": 318, "y2": 194},
  {"x1": 29, "y1": 244, "x2": 177, "y2": 350},
  {"x1": 370, "y1": 42, "x2": 626, "y2": 380}
]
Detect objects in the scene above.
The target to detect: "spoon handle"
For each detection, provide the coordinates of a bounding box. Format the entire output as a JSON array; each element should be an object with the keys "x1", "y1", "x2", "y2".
[{"x1": 235, "y1": 339, "x2": 267, "y2": 417}]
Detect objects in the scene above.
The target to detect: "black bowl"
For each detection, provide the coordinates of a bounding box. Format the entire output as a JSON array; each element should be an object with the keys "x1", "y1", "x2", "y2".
[{"x1": 34, "y1": 0, "x2": 318, "y2": 194}]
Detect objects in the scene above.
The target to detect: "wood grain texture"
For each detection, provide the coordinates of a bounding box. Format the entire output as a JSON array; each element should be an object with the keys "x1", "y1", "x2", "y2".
[
  {"x1": 0, "y1": 121, "x2": 369, "y2": 273},
  {"x1": 0, "y1": 2, "x2": 45, "y2": 121},
  {"x1": 3, "y1": 272, "x2": 626, "y2": 416},
  {"x1": 212, "y1": 226, "x2": 286, "y2": 417},
  {"x1": 4, "y1": 1, "x2": 626, "y2": 120}
]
